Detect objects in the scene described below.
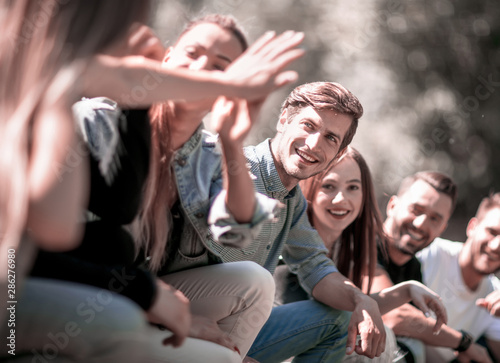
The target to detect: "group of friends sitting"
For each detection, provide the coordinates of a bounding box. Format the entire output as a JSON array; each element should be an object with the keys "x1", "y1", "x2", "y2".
[{"x1": 1, "y1": 1, "x2": 499, "y2": 362}]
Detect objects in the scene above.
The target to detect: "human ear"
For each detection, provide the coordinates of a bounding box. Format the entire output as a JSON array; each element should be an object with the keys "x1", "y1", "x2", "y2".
[
  {"x1": 276, "y1": 109, "x2": 287, "y2": 132},
  {"x1": 386, "y1": 195, "x2": 398, "y2": 217},
  {"x1": 466, "y1": 217, "x2": 478, "y2": 238}
]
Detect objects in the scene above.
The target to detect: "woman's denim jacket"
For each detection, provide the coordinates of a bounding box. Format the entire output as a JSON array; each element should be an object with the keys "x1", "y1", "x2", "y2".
[{"x1": 168, "y1": 125, "x2": 278, "y2": 272}]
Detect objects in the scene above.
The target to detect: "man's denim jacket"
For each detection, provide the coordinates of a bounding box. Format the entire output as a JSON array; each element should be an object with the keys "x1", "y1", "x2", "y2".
[{"x1": 169, "y1": 125, "x2": 278, "y2": 272}]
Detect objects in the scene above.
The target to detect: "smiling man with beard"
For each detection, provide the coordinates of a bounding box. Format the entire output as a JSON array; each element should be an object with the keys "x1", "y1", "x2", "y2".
[
  {"x1": 416, "y1": 192, "x2": 500, "y2": 362},
  {"x1": 371, "y1": 171, "x2": 457, "y2": 363}
]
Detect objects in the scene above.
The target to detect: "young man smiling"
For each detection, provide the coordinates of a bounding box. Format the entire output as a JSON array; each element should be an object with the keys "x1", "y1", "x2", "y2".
[
  {"x1": 370, "y1": 171, "x2": 463, "y2": 362},
  {"x1": 211, "y1": 82, "x2": 387, "y2": 362},
  {"x1": 416, "y1": 193, "x2": 500, "y2": 362}
]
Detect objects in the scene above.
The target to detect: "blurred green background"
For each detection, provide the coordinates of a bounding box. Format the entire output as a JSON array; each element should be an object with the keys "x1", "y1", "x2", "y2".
[{"x1": 151, "y1": 0, "x2": 500, "y2": 242}]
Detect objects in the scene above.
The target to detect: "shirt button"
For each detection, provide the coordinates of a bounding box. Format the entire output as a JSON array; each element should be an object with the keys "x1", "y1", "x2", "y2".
[
  {"x1": 177, "y1": 158, "x2": 187, "y2": 166},
  {"x1": 266, "y1": 245, "x2": 271, "y2": 250}
]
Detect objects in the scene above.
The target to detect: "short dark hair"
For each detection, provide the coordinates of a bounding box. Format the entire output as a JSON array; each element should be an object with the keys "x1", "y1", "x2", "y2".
[
  {"x1": 475, "y1": 192, "x2": 500, "y2": 221},
  {"x1": 398, "y1": 171, "x2": 458, "y2": 212},
  {"x1": 280, "y1": 82, "x2": 363, "y2": 153}
]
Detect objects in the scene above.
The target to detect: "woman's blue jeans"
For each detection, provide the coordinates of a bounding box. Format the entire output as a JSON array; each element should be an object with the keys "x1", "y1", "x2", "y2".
[{"x1": 248, "y1": 299, "x2": 351, "y2": 363}]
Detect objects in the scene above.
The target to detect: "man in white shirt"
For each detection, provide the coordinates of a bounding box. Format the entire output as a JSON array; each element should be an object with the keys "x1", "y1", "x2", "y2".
[{"x1": 416, "y1": 192, "x2": 500, "y2": 362}]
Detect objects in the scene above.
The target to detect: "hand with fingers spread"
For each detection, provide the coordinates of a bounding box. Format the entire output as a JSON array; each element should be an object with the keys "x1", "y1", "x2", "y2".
[
  {"x1": 346, "y1": 294, "x2": 386, "y2": 358},
  {"x1": 476, "y1": 290, "x2": 500, "y2": 317},
  {"x1": 84, "y1": 29, "x2": 304, "y2": 108},
  {"x1": 189, "y1": 315, "x2": 240, "y2": 354},
  {"x1": 223, "y1": 30, "x2": 305, "y2": 100},
  {"x1": 146, "y1": 280, "x2": 191, "y2": 348}
]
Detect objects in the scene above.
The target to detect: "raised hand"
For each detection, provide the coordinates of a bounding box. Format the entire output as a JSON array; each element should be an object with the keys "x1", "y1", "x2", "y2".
[
  {"x1": 212, "y1": 97, "x2": 263, "y2": 145},
  {"x1": 223, "y1": 30, "x2": 305, "y2": 100},
  {"x1": 211, "y1": 96, "x2": 261, "y2": 224}
]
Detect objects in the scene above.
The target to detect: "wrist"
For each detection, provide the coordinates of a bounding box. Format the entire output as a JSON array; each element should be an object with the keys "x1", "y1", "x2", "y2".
[
  {"x1": 354, "y1": 289, "x2": 377, "y2": 308},
  {"x1": 455, "y1": 330, "x2": 473, "y2": 352},
  {"x1": 220, "y1": 137, "x2": 244, "y2": 150}
]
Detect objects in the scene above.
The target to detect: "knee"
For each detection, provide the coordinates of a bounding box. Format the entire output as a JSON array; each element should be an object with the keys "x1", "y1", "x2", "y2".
[
  {"x1": 314, "y1": 302, "x2": 352, "y2": 338},
  {"x1": 212, "y1": 347, "x2": 242, "y2": 363},
  {"x1": 227, "y1": 261, "x2": 275, "y2": 320},
  {"x1": 227, "y1": 261, "x2": 275, "y2": 298},
  {"x1": 244, "y1": 261, "x2": 275, "y2": 293},
  {"x1": 321, "y1": 304, "x2": 351, "y2": 330},
  {"x1": 242, "y1": 261, "x2": 275, "y2": 307},
  {"x1": 89, "y1": 292, "x2": 148, "y2": 344}
]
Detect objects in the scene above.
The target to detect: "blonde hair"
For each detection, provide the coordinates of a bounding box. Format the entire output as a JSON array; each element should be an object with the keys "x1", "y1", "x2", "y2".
[{"x1": 0, "y1": 0, "x2": 149, "y2": 253}]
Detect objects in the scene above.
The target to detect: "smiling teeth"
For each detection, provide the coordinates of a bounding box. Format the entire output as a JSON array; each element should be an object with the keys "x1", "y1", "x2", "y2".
[
  {"x1": 407, "y1": 230, "x2": 424, "y2": 241},
  {"x1": 296, "y1": 150, "x2": 316, "y2": 162},
  {"x1": 329, "y1": 210, "x2": 348, "y2": 216}
]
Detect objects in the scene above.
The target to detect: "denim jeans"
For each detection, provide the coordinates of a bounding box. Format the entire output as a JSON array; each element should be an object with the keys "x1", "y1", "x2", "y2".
[{"x1": 248, "y1": 299, "x2": 351, "y2": 363}]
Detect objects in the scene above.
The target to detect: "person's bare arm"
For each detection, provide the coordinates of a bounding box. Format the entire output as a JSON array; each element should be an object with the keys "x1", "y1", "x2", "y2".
[
  {"x1": 485, "y1": 338, "x2": 500, "y2": 362},
  {"x1": 372, "y1": 267, "x2": 492, "y2": 362},
  {"x1": 27, "y1": 101, "x2": 89, "y2": 250},
  {"x1": 83, "y1": 31, "x2": 304, "y2": 107},
  {"x1": 212, "y1": 97, "x2": 263, "y2": 223},
  {"x1": 372, "y1": 267, "x2": 453, "y2": 342},
  {"x1": 371, "y1": 280, "x2": 447, "y2": 333}
]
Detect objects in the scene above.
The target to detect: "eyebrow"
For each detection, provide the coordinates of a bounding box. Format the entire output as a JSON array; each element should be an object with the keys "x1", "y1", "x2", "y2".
[
  {"x1": 191, "y1": 42, "x2": 233, "y2": 64},
  {"x1": 216, "y1": 53, "x2": 233, "y2": 63},
  {"x1": 322, "y1": 177, "x2": 361, "y2": 184}
]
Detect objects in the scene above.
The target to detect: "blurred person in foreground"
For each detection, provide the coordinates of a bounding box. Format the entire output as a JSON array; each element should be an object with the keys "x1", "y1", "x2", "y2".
[
  {"x1": 0, "y1": 1, "x2": 304, "y2": 360},
  {"x1": 28, "y1": 13, "x2": 305, "y2": 362},
  {"x1": 0, "y1": 1, "x2": 154, "y2": 360}
]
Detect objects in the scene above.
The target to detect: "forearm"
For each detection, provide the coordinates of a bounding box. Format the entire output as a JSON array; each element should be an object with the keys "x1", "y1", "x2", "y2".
[
  {"x1": 486, "y1": 338, "x2": 500, "y2": 361},
  {"x1": 312, "y1": 272, "x2": 377, "y2": 312},
  {"x1": 383, "y1": 304, "x2": 461, "y2": 347},
  {"x1": 371, "y1": 281, "x2": 426, "y2": 315},
  {"x1": 220, "y1": 139, "x2": 255, "y2": 223},
  {"x1": 84, "y1": 56, "x2": 235, "y2": 108}
]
